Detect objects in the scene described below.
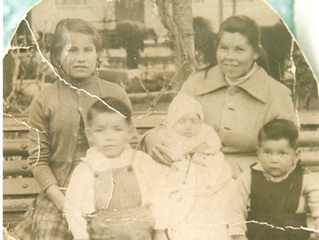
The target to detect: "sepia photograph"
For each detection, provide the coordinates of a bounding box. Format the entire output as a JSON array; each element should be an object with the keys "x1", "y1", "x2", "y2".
[{"x1": 3, "y1": 0, "x2": 319, "y2": 239}]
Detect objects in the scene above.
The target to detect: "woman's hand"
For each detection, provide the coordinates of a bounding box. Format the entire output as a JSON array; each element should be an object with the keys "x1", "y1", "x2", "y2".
[
  {"x1": 45, "y1": 184, "x2": 65, "y2": 212},
  {"x1": 144, "y1": 132, "x2": 173, "y2": 166}
]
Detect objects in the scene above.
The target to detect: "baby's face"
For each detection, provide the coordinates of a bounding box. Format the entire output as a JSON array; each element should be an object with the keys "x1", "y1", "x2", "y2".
[
  {"x1": 257, "y1": 139, "x2": 298, "y2": 178},
  {"x1": 172, "y1": 113, "x2": 202, "y2": 138}
]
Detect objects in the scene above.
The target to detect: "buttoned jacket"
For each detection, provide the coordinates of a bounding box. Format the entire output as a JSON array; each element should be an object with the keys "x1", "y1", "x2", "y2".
[
  {"x1": 28, "y1": 77, "x2": 131, "y2": 191},
  {"x1": 181, "y1": 65, "x2": 298, "y2": 154}
]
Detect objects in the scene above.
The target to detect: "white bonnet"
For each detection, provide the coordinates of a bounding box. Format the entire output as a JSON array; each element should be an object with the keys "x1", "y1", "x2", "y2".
[{"x1": 167, "y1": 92, "x2": 204, "y2": 128}]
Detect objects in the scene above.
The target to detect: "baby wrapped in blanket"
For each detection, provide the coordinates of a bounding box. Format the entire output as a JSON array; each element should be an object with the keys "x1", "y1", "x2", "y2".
[{"x1": 158, "y1": 92, "x2": 234, "y2": 240}]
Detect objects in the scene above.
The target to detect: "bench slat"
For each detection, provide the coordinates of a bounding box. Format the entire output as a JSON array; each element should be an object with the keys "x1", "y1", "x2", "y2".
[
  {"x1": 3, "y1": 212, "x2": 27, "y2": 231},
  {"x1": 133, "y1": 114, "x2": 165, "y2": 128},
  {"x1": 299, "y1": 131, "x2": 319, "y2": 146},
  {"x1": 3, "y1": 198, "x2": 35, "y2": 212},
  {"x1": 298, "y1": 111, "x2": 319, "y2": 126},
  {"x1": 3, "y1": 139, "x2": 29, "y2": 156},
  {"x1": 3, "y1": 178, "x2": 40, "y2": 195},
  {"x1": 3, "y1": 117, "x2": 29, "y2": 131},
  {"x1": 301, "y1": 151, "x2": 319, "y2": 166},
  {"x1": 3, "y1": 160, "x2": 33, "y2": 176}
]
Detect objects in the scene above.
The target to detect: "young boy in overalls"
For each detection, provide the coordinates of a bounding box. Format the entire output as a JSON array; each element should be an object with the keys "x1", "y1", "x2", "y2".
[
  {"x1": 229, "y1": 119, "x2": 319, "y2": 240},
  {"x1": 64, "y1": 97, "x2": 168, "y2": 240}
]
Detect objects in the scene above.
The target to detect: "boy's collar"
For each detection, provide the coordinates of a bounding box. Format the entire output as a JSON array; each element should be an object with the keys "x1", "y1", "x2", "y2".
[
  {"x1": 82, "y1": 145, "x2": 133, "y2": 170},
  {"x1": 252, "y1": 160, "x2": 299, "y2": 183}
]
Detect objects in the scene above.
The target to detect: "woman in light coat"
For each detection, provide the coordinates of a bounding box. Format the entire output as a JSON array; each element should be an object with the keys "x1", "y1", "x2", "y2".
[{"x1": 144, "y1": 15, "x2": 297, "y2": 178}]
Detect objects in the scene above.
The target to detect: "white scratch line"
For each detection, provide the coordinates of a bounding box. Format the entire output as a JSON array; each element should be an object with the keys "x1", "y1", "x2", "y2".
[{"x1": 231, "y1": 220, "x2": 318, "y2": 233}]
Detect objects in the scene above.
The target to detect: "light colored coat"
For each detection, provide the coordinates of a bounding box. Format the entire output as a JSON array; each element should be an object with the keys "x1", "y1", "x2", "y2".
[
  {"x1": 181, "y1": 65, "x2": 297, "y2": 153},
  {"x1": 181, "y1": 65, "x2": 298, "y2": 176}
]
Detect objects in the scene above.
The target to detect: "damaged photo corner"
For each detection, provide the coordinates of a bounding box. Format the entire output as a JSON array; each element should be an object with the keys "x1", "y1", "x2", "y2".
[{"x1": 2, "y1": 0, "x2": 319, "y2": 240}]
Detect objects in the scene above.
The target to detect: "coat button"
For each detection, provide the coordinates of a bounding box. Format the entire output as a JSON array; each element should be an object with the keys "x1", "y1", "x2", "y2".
[{"x1": 228, "y1": 88, "x2": 237, "y2": 96}]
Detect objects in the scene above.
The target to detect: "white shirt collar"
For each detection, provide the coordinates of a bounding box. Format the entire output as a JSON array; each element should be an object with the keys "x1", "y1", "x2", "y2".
[
  {"x1": 82, "y1": 144, "x2": 133, "y2": 171},
  {"x1": 252, "y1": 160, "x2": 298, "y2": 183},
  {"x1": 225, "y1": 62, "x2": 259, "y2": 87}
]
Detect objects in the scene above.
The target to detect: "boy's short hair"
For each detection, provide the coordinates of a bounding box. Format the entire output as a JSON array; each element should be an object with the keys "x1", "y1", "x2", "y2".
[
  {"x1": 87, "y1": 97, "x2": 132, "y2": 125},
  {"x1": 258, "y1": 119, "x2": 299, "y2": 149}
]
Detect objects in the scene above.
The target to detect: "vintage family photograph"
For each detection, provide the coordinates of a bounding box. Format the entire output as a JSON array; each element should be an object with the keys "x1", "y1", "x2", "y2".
[{"x1": 3, "y1": 0, "x2": 319, "y2": 239}]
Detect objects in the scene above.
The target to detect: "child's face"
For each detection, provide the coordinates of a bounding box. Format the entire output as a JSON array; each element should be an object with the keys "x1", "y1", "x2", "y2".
[
  {"x1": 172, "y1": 112, "x2": 202, "y2": 138},
  {"x1": 257, "y1": 139, "x2": 298, "y2": 178},
  {"x1": 61, "y1": 32, "x2": 97, "y2": 81},
  {"x1": 88, "y1": 112, "x2": 133, "y2": 158}
]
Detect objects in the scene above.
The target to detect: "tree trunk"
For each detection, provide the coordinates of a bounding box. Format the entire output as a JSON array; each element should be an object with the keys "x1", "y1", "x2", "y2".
[
  {"x1": 219, "y1": 0, "x2": 223, "y2": 26},
  {"x1": 172, "y1": 0, "x2": 194, "y2": 68},
  {"x1": 233, "y1": 0, "x2": 237, "y2": 15}
]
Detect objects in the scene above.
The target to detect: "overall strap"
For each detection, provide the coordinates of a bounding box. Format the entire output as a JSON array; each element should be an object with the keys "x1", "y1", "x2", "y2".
[{"x1": 84, "y1": 161, "x2": 113, "y2": 212}]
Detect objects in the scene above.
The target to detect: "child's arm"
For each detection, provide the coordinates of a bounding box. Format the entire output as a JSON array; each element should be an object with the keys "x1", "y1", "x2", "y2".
[
  {"x1": 64, "y1": 164, "x2": 94, "y2": 240},
  {"x1": 315, "y1": 218, "x2": 319, "y2": 237},
  {"x1": 303, "y1": 174, "x2": 319, "y2": 235},
  {"x1": 228, "y1": 170, "x2": 252, "y2": 237},
  {"x1": 135, "y1": 152, "x2": 171, "y2": 233}
]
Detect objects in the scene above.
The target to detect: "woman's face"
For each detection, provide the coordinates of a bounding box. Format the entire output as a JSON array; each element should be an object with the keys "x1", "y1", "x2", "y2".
[
  {"x1": 217, "y1": 31, "x2": 259, "y2": 80},
  {"x1": 61, "y1": 32, "x2": 97, "y2": 81}
]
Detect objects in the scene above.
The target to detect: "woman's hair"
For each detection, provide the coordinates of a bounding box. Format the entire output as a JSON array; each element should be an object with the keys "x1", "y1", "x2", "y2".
[
  {"x1": 258, "y1": 119, "x2": 299, "y2": 150},
  {"x1": 216, "y1": 15, "x2": 270, "y2": 73},
  {"x1": 50, "y1": 18, "x2": 102, "y2": 67},
  {"x1": 87, "y1": 97, "x2": 132, "y2": 125}
]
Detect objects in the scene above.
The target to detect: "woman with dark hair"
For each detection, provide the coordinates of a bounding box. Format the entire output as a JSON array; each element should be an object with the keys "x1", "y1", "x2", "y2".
[
  {"x1": 145, "y1": 15, "x2": 297, "y2": 178},
  {"x1": 12, "y1": 18, "x2": 131, "y2": 240}
]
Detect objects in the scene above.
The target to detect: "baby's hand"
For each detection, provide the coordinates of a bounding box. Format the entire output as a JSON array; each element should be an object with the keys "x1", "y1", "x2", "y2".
[{"x1": 232, "y1": 235, "x2": 248, "y2": 240}]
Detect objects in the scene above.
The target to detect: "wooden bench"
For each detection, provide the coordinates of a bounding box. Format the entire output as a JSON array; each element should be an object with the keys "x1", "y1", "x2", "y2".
[{"x1": 3, "y1": 111, "x2": 319, "y2": 234}]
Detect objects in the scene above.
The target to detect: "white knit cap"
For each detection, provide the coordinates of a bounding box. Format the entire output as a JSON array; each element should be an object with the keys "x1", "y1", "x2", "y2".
[{"x1": 167, "y1": 92, "x2": 204, "y2": 128}]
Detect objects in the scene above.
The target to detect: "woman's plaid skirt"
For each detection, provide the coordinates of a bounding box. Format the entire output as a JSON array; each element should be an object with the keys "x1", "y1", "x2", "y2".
[{"x1": 12, "y1": 192, "x2": 74, "y2": 240}]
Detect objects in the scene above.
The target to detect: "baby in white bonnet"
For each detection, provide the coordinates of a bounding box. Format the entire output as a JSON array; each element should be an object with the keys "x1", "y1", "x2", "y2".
[
  {"x1": 157, "y1": 92, "x2": 233, "y2": 240},
  {"x1": 166, "y1": 91, "x2": 221, "y2": 160}
]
